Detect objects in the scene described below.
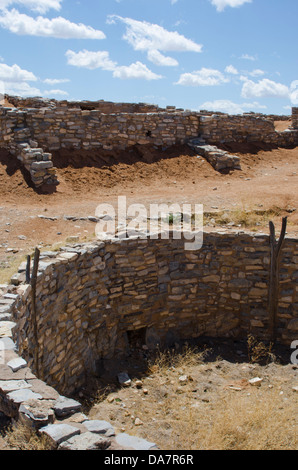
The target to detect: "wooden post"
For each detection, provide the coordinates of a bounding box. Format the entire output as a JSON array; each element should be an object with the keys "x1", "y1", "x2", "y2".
[
  {"x1": 25, "y1": 255, "x2": 31, "y2": 284},
  {"x1": 30, "y1": 247, "x2": 40, "y2": 377},
  {"x1": 268, "y1": 217, "x2": 287, "y2": 342}
]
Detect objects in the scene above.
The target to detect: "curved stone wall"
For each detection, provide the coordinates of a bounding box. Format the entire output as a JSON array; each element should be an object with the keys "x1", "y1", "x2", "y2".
[{"x1": 7, "y1": 231, "x2": 298, "y2": 395}]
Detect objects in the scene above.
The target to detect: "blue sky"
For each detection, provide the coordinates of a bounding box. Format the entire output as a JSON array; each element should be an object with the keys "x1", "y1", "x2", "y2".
[{"x1": 0, "y1": 0, "x2": 297, "y2": 114}]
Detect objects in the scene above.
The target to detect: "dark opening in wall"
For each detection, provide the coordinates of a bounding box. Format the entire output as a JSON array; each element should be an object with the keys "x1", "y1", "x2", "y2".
[
  {"x1": 79, "y1": 105, "x2": 96, "y2": 111},
  {"x1": 146, "y1": 130, "x2": 152, "y2": 137},
  {"x1": 127, "y1": 328, "x2": 147, "y2": 350}
]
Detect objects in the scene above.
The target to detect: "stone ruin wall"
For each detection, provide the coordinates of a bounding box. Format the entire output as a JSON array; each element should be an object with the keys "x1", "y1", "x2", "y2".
[
  {"x1": 1, "y1": 102, "x2": 297, "y2": 154},
  {"x1": 199, "y1": 113, "x2": 298, "y2": 147},
  {"x1": 8, "y1": 231, "x2": 298, "y2": 395},
  {"x1": 25, "y1": 108, "x2": 200, "y2": 151},
  {"x1": 0, "y1": 99, "x2": 297, "y2": 188},
  {"x1": 292, "y1": 107, "x2": 298, "y2": 129},
  {"x1": 0, "y1": 106, "x2": 200, "y2": 151}
]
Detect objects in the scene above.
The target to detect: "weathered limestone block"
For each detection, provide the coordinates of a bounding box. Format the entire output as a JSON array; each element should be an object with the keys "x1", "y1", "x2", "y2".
[
  {"x1": 292, "y1": 107, "x2": 298, "y2": 129},
  {"x1": 58, "y1": 432, "x2": 111, "y2": 451},
  {"x1": 40, "y1": 423, "x2": 80, "y2": 448},
  {"x1": 188, "y1": 139, "x2": 241, "y2": 171}
]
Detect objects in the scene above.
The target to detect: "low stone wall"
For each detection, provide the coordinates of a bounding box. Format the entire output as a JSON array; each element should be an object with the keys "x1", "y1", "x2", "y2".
[
  {"x1": 24, "y1": 108, "x2": 200, "y2": 151},
  {"x1": 0, "y1": 107, "x2": 27, "y2": 146},
  {"x1": 292, "y1": 108, "x2": 298, "y2": 129},
  {"x1": 1, "y1": 101, "x2": 298, "y2": 155},
  {"x1": 199, "y1": 113, "x2": 298, "y2": 147},
  {"x1": 5, "y1": 231, "x2": 298, "y2": 396}
]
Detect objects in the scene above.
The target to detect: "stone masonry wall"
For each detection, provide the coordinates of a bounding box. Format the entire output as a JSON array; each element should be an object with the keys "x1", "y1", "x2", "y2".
[
  {"x1": 8, "y1": 231, "x2": 298, "y2": 395},
  {"x1": 292, "y1": 108, "x2": 298, "y2": 129},
  {"x1": 1, "y1": 102, "x2": 298, "y2": 187},
  {"x1": 199, "y1": 113, "x2": 298, "y2": 147},
  {"x1": 1, "y1": 104, "x2": 297, "y2": 155},
  {"x1": 24, "y1": 108, "x2": 200, "y2": 151},
  {"x1": 0, "y1": 108, "x2": 58, "y2": 187}
]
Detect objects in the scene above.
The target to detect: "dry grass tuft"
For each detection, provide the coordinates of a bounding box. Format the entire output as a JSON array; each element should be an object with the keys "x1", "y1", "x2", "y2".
[
  {"x1": 148, "y1": 345, "x2": 207, "y2": 376},
  {"x1": 206, "y1": 206, "x2": 284, "y2": 229},
  {"x1": 247, "y1": 335, "x2": 275, "y2": 364},
  {"x1": 5, "y1": 422, "x2": 52, "y2": 451}
]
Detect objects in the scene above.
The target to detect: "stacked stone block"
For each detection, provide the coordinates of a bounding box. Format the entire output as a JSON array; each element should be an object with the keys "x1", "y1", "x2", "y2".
[
  {"x1": 199, "y1": 113, "x2": 298, "y2": 147},
  {"x1": 188, "y1": 138, "x2": 241, "y2": 171},
  {"x1": 292, "y1": 108, "x2": 298, "y2": 129},
  {"x1": 9, "y1": 140, "x2": 58, "y2": 188},
  {"x1": 0, "y1": 107, "x2": 59, "y2": 188},
  {"x1": 24, "y1": 108, "x2": 200, "y2": 151}
]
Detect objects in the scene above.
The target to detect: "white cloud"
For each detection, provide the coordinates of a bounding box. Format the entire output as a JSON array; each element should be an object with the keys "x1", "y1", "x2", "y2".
[
  {"x1": 108, "y1": 15, "x2": 202, "y2": 67},
  {"x1": 0, "y1": 8, "x2": 106, "y2": 39},
  {"x1": 248, "y1": 69, "x2": 265, "y2": 77},
  {"x1": 4, "y1": 81, "x2": 41, "y2": 96},
  {"x1": 66, "y1": 49, "x2": 116, "y2": 70},
  {"x1": 147, "y1": 49, "x2": 178, "y2": 67},
  {"x1": 112, "y1": 61, "x2": 163, "y2": 80},
  {"x1": 66, "y1": 49, "x2": 162, "y2": 81},
  {"x1": 290, "y1": 80, "x2": 298, "y2": 92},
  {"x1": 0, "y1": 0, "x2": 62, "y2": 13},
  {"x1": 0, "y1": 62, "x2": 37, "y2": 82},
  {"x1": 241, "y1": 78, "x2": 289, "y2": 99},
  {"x1": 112, "y1": 15, "x2": 202, "y2": 52},
  {"x1": 225, "y1": 65, "x2": 238, "y2": 75},
  {"x1": 44, "y1": 88, "x2": 69, "y2": 96},
  {"x1": 210, "y1": 0, "x2": 252, "y2": 12},
  {"x1": 239, "y1": 53, "x2": 257, "y2": 61},
  {"x1": 200, "y1": 99, "x2": 267, "y2": 115},
  {"x1": 43, "y1": 78, "x2": 70, "y2": 85},
  {"x1": 290, "y1": 80, "x2": 298, "y2": 105},
  {"x1": 176, "y1": 68, "x2": 229, "y2": 86}
]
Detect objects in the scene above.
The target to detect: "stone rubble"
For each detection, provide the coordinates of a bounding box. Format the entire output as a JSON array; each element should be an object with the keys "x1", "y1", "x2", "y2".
[
  {"x1": 188, "y1": 138, "x2": 241, "y2": 171},
  {"x1": 8, "y1": 139, "x2": 59, "y2": 188}
]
